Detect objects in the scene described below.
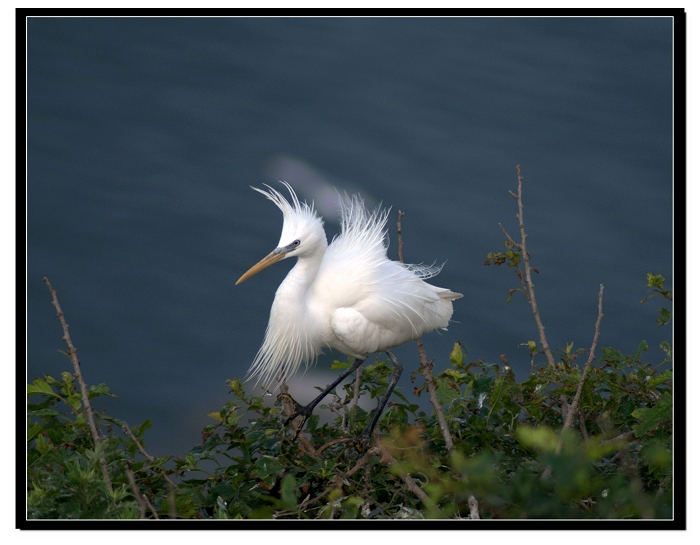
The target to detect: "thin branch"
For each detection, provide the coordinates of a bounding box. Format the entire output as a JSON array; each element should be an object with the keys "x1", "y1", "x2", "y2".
[
  {"x1": 299, "y1": 447, "x2": 381, "y2": 511},
  {"x1": 396, "y1": 214, "x2": 455, "y2": 452},
  {"x1": 416, "y1": 339, "x2": 455, "y2": 452},
  {"x1": 600, "y1": 430, "x2": 635, "y2": 447},
  {"x1": 43, "y1": 277, "x2": 112, "y2": 492},
  {"x1": 351, "y1": 367, "x2": 361, "y2": 410},
  {"x1": 126, "y1": 467, "x2": 159, "y2": 519},
  {"x1": 498, "y1": 222, "x2": 520, "y2": 251},
  {"x1": 375, "y1": 442, "x2": 437, "y2": 512},
  {"x1": 396, "y1": 210, "x2": 405, "y2": 263},
  {"x1": 119, "y1": 420, "x2": 178, "y2": 488},
  {"x1": 468, "y1": 495, "x2": 480, "y2": 519},
  {"x1": 579, "y1": 411, "x2": 590, "y2": 441},
  {"x1": 316, "y1": 437, "x2": 353, "y2": 456},
  {"x1": 513, "y1": 166, "x2": 556, "y2": 367},
  {"x1": 562, "y1": 284, "x2": 604, "y2": 431}
]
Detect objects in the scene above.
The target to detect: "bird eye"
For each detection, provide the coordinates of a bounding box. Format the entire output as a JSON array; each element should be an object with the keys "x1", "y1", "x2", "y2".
[{"x1": 292, "y1": 239, "x2": 301, "y2": 246}]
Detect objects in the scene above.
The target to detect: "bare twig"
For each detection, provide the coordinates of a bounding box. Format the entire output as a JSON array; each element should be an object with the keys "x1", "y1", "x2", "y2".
[
  {"x1": 396, "y1": 210, "x2": 405, "y2": 263},
  {"x1": 126, "y1": 467, "x2": 159, "y2": 519},
  {"x1": 396, "y1": 214, "x2": 455, "y2": 452},
  {"x1": 416, "y1": 339, "x2": 455, "y2": 452},
  {"x1": 316, "y1": 437, "x2": 354, "y2": 456},
  {"x1": 468, "y1": 495, "x2": 480, "y2": 519},
  {"x1": 513, "y1": 166, "x2": 556, "y2": 367},
  {"x1": 579, "y1": 411, "x2": 590, "y2": 441},
  {"x1": 563, "y1": 284, "x2": 604, "y2": 431},
  {"x1": 43, "y1": 277, "x2": 112, "y2": 492},
  {"x1": 119, "y1": 420, "x2": 178, "y2": 488},
  {"x1": 351, "y1": 367, "x2": 361, "y2": 410},
  {"x1": 600, "y1": 430, "x2": 635, "y2": 447}
]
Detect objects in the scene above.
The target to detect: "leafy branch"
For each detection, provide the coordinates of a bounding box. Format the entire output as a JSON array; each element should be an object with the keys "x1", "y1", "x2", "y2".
[{"x1": 641, "y1": 272, "x2": 672, "y2": 327}]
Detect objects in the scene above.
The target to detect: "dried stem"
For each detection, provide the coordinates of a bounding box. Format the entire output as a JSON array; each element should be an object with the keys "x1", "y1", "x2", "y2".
[
  {"x1": 468, "y1": 495, "x2": 480, "y2": 519},
  {"x1": 396, "y1": 213, "x2": 455, "y2": 453},
  {"x1": 500, "y1": 167, "x2": 556, "y2": 367},
  {"x1": 562, "y1": 284, "x2": 605, "y2": 431},
  {"x1": 600, "y1": 430, "x2": 635, "y2": 447},
  {"x1": 396, "y1": 210, "x2": 405, "y2": 263},
  {"x1": 351, "y1": 367, "x2": 361, "y2": 410},
  {"x1": 43, "y1": 277, "x2": 112, "y2": 492},
  {"x1": 416, "y1": 339, "x2": 455, "y2": 452},
  {"x1": 515, "y1": 166, "x2": 556, "y2": 367}
]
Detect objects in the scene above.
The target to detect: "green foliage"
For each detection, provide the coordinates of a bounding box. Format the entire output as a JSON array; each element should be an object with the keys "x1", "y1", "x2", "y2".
[
  {"x1": 28, "y1": 342, "x2": 672, "y2": 519},
  {"x1": 641, "y1": 272, "x2": 673, "y2": 327},
  {"x1": 27, "y1": 374, "x2": 178, "y2": 519},
  {"x1": 28, "y1": 273, "x2": 673, "y2": 520}
]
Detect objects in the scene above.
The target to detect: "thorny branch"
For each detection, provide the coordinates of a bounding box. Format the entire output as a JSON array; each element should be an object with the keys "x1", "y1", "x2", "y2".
[
  {"x1": 43, "y1": 277, "x2": 113, "y2": 492},
  {"x1": 562, "y1": 284, "x2": 605, "y2": 432},
  {"x1": 499, "y1": 166, "x2": 556, "y2": 367}
]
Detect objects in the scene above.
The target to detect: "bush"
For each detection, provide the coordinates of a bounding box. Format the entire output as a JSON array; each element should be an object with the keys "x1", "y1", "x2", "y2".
[{"x1": 26, "y1": 168, "x2": 673, "y2": 520}]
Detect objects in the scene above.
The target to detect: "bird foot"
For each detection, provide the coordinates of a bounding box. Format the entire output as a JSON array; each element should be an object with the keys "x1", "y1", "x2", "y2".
[
  {"x1": 354, "y1": 431, "x2": 373, "y2": 453},
  {"x1": 277, "y1": 393, "x2": 314, "y2": 439}
]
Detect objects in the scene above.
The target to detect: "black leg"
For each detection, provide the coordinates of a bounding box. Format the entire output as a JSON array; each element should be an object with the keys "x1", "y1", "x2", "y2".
[
  {"x1": 355, "y1": 350, "x2": 403, "y2": 452},
  {"x1": 279, "y1": 357, "x2": 365, "y2": 438}
]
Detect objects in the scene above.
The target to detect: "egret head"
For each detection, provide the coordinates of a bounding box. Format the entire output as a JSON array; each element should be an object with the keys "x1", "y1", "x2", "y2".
[{"x1": 236, "y1": 182, "x2": 327, "y2": 284}]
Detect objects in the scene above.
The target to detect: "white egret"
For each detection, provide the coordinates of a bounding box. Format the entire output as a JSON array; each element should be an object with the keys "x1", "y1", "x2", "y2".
[{"x1": 236, "y1": 182, "x2": 462, "y2": 450}]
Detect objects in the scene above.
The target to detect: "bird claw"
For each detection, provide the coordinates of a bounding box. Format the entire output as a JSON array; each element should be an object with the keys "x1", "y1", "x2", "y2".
[
  {"x1": 277, "y1": 393, "x2": 313, "y2": 439},
  {"x1": 354, "y1": 431, "x2": 372, "y2": 453}
]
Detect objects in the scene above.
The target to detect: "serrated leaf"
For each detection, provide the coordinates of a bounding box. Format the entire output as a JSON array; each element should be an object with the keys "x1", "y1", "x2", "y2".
[
  {"x1": 435, "y1": 381, "x2": 461, "y2": 405},
  {"x1": 632, "y1": 392, "x2": 672, "y2": 437},
  {"x1": 646, "y1": 370, "x2": 672, "y2": 388},
  {"x1": 27, "y1": 422, "x2": 43, "y2": 442},
  {"x1": 330, "y1": 360, "x2": 350, "y2": 370},
  {"x1": 27, "y1": 379, "x2": 56, "y2": 396}
]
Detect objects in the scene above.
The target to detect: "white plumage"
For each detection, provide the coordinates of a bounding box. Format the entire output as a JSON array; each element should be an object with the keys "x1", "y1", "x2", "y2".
[{"x1": 237, "y1": 182, "x2": 462, "y2": 390}]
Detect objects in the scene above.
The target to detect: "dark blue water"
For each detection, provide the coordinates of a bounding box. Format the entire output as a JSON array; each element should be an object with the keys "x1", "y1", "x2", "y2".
[{"x1": 27, "y1": 17, "x2": 673, "y2": 456}]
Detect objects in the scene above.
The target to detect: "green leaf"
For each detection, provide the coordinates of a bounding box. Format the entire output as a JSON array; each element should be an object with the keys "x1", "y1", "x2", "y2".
[
  {"x1": 330, "y1": 360, "x2": 351, "y2": 370},
  {"x1": 656, "y1": 307, "x2": 671, "y2": 327},
  {"x1": 449, "y1": 342, "x2": 464, "y2": 365},
  {"x1": 88, "y1": 383, "x2": 117, "y2": 399},
  {"x1": 646, "y1": 370, "x2": 672, "y2": 388},
  {"x1": 516, "y1": 425, "x2": 559, "y2": 453},
  {"x1": 435, "y1": 381, "x2": 461, "y2": 406},
  {"x1": 279, "y1": 474, "x2": 298, "y2": 510},
  {"x1": 27, "y1": 422, "x2": 43, "y2": 442},
  {"x1": 486, "y1": 377, "x2": 509, "y2": 423},
  {"x1": 27, "y1": 378, "x2": 56, "y2": 396},
  {"x1": 631, "y1": 392, "x2": 672, "y2": 437},
  {"x1": 634, "y1": 340, "x2": 648, "y2": 361}
]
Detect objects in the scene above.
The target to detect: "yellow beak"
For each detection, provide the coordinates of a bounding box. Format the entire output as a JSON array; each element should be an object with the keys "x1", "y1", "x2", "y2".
[{"x1": 236, "y1": 248, "x2": 287, "y2": 284}]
